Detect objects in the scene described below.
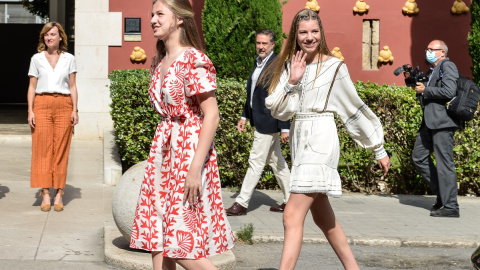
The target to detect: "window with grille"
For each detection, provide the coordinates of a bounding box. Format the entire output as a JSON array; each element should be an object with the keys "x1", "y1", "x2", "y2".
[{"x1": 0, "y1": 1, "x2": 47, "y2": 24}]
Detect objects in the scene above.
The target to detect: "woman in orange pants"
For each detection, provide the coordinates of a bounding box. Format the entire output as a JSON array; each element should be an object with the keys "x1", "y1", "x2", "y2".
[{"x1": 27, "y1": 22, "x2": 79, "y2": 212}]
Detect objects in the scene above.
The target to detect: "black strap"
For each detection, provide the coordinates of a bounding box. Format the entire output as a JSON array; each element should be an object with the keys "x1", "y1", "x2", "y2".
[
  {"x1": 323, "y1": 61, "x2": 344, "y2": 112},
  {"x1": 435, "y1": 59, "x2": 454, "y2": 87}
]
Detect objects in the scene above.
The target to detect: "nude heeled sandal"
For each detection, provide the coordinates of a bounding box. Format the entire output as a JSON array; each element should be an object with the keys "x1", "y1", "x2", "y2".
[
  {"x1": 39, "y1": 189, "x2": 51, "y2": 212},
  {"x1": 54, "y1": 189, "x2": 64, "y2": 212}
]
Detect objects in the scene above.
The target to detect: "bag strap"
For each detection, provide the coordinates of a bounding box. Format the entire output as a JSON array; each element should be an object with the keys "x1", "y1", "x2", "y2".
[
  {"x1": 435, "y1": 59, "x2": 455, "y2": 86},
  {"x1": 323, "y1": 61, "x2": 344, "y2": 112},
  {"x1": 435, "y1": 59, "x2": 446, "y2": 85}
]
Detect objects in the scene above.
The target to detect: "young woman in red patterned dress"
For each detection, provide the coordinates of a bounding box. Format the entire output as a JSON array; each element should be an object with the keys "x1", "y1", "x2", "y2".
[{"x1": 129, "y1": 1, "x2": 235, "y2": 269}]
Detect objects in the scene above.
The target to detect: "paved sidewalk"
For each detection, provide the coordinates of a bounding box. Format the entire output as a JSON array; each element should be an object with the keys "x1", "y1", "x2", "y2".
[
  {"x1": 223, "y1": 189, "x2": 480, "y2": 247},
  {"x1": 0, "y1": 136, "x2": 479, "y2": 270},
  {"x1": 0, "y1": 137, "x2": 117, "y2": 269}
]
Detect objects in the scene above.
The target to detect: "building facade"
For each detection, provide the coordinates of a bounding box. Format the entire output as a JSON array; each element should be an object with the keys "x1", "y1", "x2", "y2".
[{"x1": 1, "y1": 0, "x2": 473, "y2": 138}]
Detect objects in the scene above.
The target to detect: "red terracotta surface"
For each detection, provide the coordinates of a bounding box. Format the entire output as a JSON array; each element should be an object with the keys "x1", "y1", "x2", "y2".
[{"x1": 109, "y1": 0, "x2": 472, "y2": 86}]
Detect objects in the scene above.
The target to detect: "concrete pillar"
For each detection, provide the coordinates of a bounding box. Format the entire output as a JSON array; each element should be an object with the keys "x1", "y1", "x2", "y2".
[
  {"x1": 49, "y1": 0, "x2": 66, "y2": 26},
  {"x1": 74, "y1": 0, "x2": 122, "y2": 139}
]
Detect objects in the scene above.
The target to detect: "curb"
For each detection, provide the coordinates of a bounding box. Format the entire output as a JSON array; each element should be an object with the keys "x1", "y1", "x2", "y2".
[
  {"x1": 250, "y1": 234, "x2": 479, "y2": 248},
  {"x1": 104, "y1": 226, "x2": 236, "y2": 270},
  {"x1": 103, "y1": 129, "x2": 122, "y2": 186}
]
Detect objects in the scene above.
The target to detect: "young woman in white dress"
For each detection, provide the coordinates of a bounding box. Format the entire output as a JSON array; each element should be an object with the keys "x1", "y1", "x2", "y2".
[{"x1": 263, "y1": 9, "x2": 391, "y2": 270}]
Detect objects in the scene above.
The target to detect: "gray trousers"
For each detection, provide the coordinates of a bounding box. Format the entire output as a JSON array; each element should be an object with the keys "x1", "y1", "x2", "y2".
[
  {"x1": 235, "y1": 130, "x2": 291, "y2": 208},
  {"x1": 412, "y1": 125, "x2": 458, "y2": 210}
]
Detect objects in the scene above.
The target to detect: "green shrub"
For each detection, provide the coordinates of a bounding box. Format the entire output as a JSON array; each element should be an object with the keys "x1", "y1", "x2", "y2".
[
  {"x1": 214, "y1": 77, "x2": 291, "y2": 189},
  {"x1": 109, "y1": 70, "x2": 480, "y2": 195},
  {"x1": 341, "y1": 82, "x2": 480, "y2": 195},
  {"x1": 109, "y1": 69, "x2": 159, "y2": 171},
  {"x1": 215, "y1": 77, "x2": 253, "y2": 186},
  {"x1": 340, "y1": 82, "x2": 425, "y2": 194},
  {"x1": 202, "y1": 0, "x2": 283, "y2": 79},
  {"x1": 468, "y1": 0, "x2": 480, "y2": 84}
]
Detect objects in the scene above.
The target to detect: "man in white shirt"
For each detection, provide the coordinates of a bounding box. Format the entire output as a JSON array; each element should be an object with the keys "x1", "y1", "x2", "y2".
[{"x1": 226, "y1": 29, "x2": 291, "y2": 216}]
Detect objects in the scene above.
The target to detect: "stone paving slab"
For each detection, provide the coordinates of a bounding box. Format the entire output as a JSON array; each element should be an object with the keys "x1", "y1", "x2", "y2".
[
  {"x1": 0, "y1": 139, "x2": 109, "y2": 263},
  {"x1": 222, "y1": 189, "x2": 480, "y2": 248}
]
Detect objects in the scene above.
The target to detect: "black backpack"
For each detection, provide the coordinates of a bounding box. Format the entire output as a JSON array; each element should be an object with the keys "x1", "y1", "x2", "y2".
[{"x1": 438, "y1": 60, "x2": 480, "y2": 122}]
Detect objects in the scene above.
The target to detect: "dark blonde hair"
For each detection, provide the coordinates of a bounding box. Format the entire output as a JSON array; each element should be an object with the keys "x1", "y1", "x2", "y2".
[
  {"x1": 37, "y1": 21, "x2": 68, "y2": 53},
  {"x1": 152, "y1": 0, "x2": 204, "y2": 61},
  {"x1": 261, "y1": 9, "x2": 332, "y2": 94}
]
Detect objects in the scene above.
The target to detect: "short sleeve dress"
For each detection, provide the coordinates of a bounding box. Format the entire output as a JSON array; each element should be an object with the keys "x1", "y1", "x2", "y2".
[
  {"x1": 130, "y1": 48, "x2": 235, "y2": 259},
  {"x1": 265, "y1": 57, "x2": 387, "y2": 197}
]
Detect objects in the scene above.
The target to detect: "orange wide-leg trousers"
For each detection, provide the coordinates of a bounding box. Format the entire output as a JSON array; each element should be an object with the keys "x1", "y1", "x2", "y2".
[{"x1": 31, "y1": 94, "x2": 73, "y2": 189}]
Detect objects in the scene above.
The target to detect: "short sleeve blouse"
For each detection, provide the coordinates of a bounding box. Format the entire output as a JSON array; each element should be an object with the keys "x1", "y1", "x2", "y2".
[{"x1": 28, "y1": 51, "x2": 77, "y2": 94}]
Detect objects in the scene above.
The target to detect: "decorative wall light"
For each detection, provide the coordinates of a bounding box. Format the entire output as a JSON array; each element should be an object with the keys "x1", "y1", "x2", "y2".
[
  {"x1": 402, "y1": 0, "x2": 419, "y2": 15},
  {"x1": 353, "y1": 0, "x2": 369, "y2": 14},
  {"x1": 130, "y1": 47, "x2": 147, "y2": 62},
  {"x1": 331, "y1": 47, "x2": 345, "y2": 61},
  {"x1": 305, "y1": 0, "x2": 320, "y2": 12},
  {"x1": 378, "y1": 46, "x2": 394, "y2": 63},
  {"x1": 452, "y1": 0, "x2": 469, "y2": 14}
]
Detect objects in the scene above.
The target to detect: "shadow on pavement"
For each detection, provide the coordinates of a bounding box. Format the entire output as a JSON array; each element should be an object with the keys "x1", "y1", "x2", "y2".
[
  {"x1": 227, "y1": 190, "x2": 282, "y2": 211},
  {"x1": 112, "y1": 236, "x2": 150, "y2": 254},
  {"x1": 32, "y1": 184, "x2": 82, "y2": 206},
  {"x1": 370, "y1": 194, "x2": 435, "y2": 210},
  {"x1": 0, "y1": 184, "x2": 10, "y2": 199}
]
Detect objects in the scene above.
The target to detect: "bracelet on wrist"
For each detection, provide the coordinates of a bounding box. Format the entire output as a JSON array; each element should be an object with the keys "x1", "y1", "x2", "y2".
[{"x1": 73, "y1": 109, "x2": 78, "y2": 112}]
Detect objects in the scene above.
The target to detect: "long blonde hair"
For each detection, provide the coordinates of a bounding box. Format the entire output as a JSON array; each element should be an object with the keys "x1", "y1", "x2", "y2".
[
  {"x1": 260, "y1": 9, "x2": 332, "y2": 94},
  {"x1": 152, "y1": 0, "x2": 204, "y2": 61},
  {"x1": 37, "y1": 21, "x2": 68, "y2": 54}
]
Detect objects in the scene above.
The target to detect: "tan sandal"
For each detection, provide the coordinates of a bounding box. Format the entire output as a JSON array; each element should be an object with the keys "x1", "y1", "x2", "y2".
[
  {"x1": 54, "y1": 189, "x2": 64, "y2": 212},
  {"x1": 39, "y1": 189, "x2": 51, "y2": 212}
]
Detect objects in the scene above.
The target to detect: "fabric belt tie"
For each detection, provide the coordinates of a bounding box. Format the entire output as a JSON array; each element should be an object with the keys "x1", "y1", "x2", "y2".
[
  {"x1": 294, "y1": 112, "x2": 334, "y2": 121},
  {"x1": 158, "y1": 115, "x2": 202, "y2": 148},
  {"x1": 36, "y1": 93, "x2": 70, "y2": 97}
]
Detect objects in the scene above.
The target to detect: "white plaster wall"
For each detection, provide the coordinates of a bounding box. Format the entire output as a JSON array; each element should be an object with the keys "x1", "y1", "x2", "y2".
[
  {"x1": 74, "y1": 0, "x2": 122, "y2": 139},
  {"x1": 76, "y1": 0, "x2": 109, "y2": 13}
]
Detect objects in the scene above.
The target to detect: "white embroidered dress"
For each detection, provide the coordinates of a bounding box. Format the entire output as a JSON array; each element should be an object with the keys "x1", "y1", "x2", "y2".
[{"x1": 265, "y1": 57, "x2": 387, "y2": 196}]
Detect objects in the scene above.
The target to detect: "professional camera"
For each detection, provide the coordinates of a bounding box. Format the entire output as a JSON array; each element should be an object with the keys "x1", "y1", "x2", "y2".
[{"x1": 393, "y1": 64, "x2": 427, "y2": 87}]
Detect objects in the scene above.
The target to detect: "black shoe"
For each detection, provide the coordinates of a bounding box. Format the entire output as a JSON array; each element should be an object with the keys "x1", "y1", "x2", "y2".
[
  {"x1": 430, "y1": 208, "x2": 459, "y2": 218},
  {"x1": 430, "y1": 200, "x2": 443, "y2": 212}
]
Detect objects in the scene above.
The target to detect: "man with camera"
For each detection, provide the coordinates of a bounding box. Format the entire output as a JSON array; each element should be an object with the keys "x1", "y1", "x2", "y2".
[{"x1": 412, "y1": 40, "x2": 460, "y2": 218}]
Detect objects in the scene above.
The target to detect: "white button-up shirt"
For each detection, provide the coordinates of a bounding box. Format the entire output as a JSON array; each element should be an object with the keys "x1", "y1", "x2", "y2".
[
  {"x1": 250, "y1": 51, "x2": 273, "y2": 108},
  {"x1": 28, "y1": 51, "x2": 77, "y2": 94}
]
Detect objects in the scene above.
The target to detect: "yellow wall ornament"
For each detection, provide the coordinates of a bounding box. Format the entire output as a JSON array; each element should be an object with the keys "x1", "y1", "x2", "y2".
[
  {"x1": 130, "y1": 47, "x2": 147, "y2": 62},
  {"x1": 402, "y1": 0, "x2": 419, "y2": 15},
  {"x1": 353, "y1": 0, "x2": 369, "y2": 14},
  {"x1": 331, "y1": 47, "x2": 345, "y2": 61},
  {"x1": 451, "y1": 0, "x2": 469, "y2": 14},
  {"x1": 305, "y1": 0, "x2": 320, "y2": 12},
  {"x1": 378, "y1": 46, "x2": 394, "y2": 63}
]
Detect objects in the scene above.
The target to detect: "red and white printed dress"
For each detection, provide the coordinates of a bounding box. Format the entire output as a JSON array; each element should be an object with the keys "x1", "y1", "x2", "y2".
[{"x1": 130, "y1": 48, "x2": 235, "y2": 259}]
